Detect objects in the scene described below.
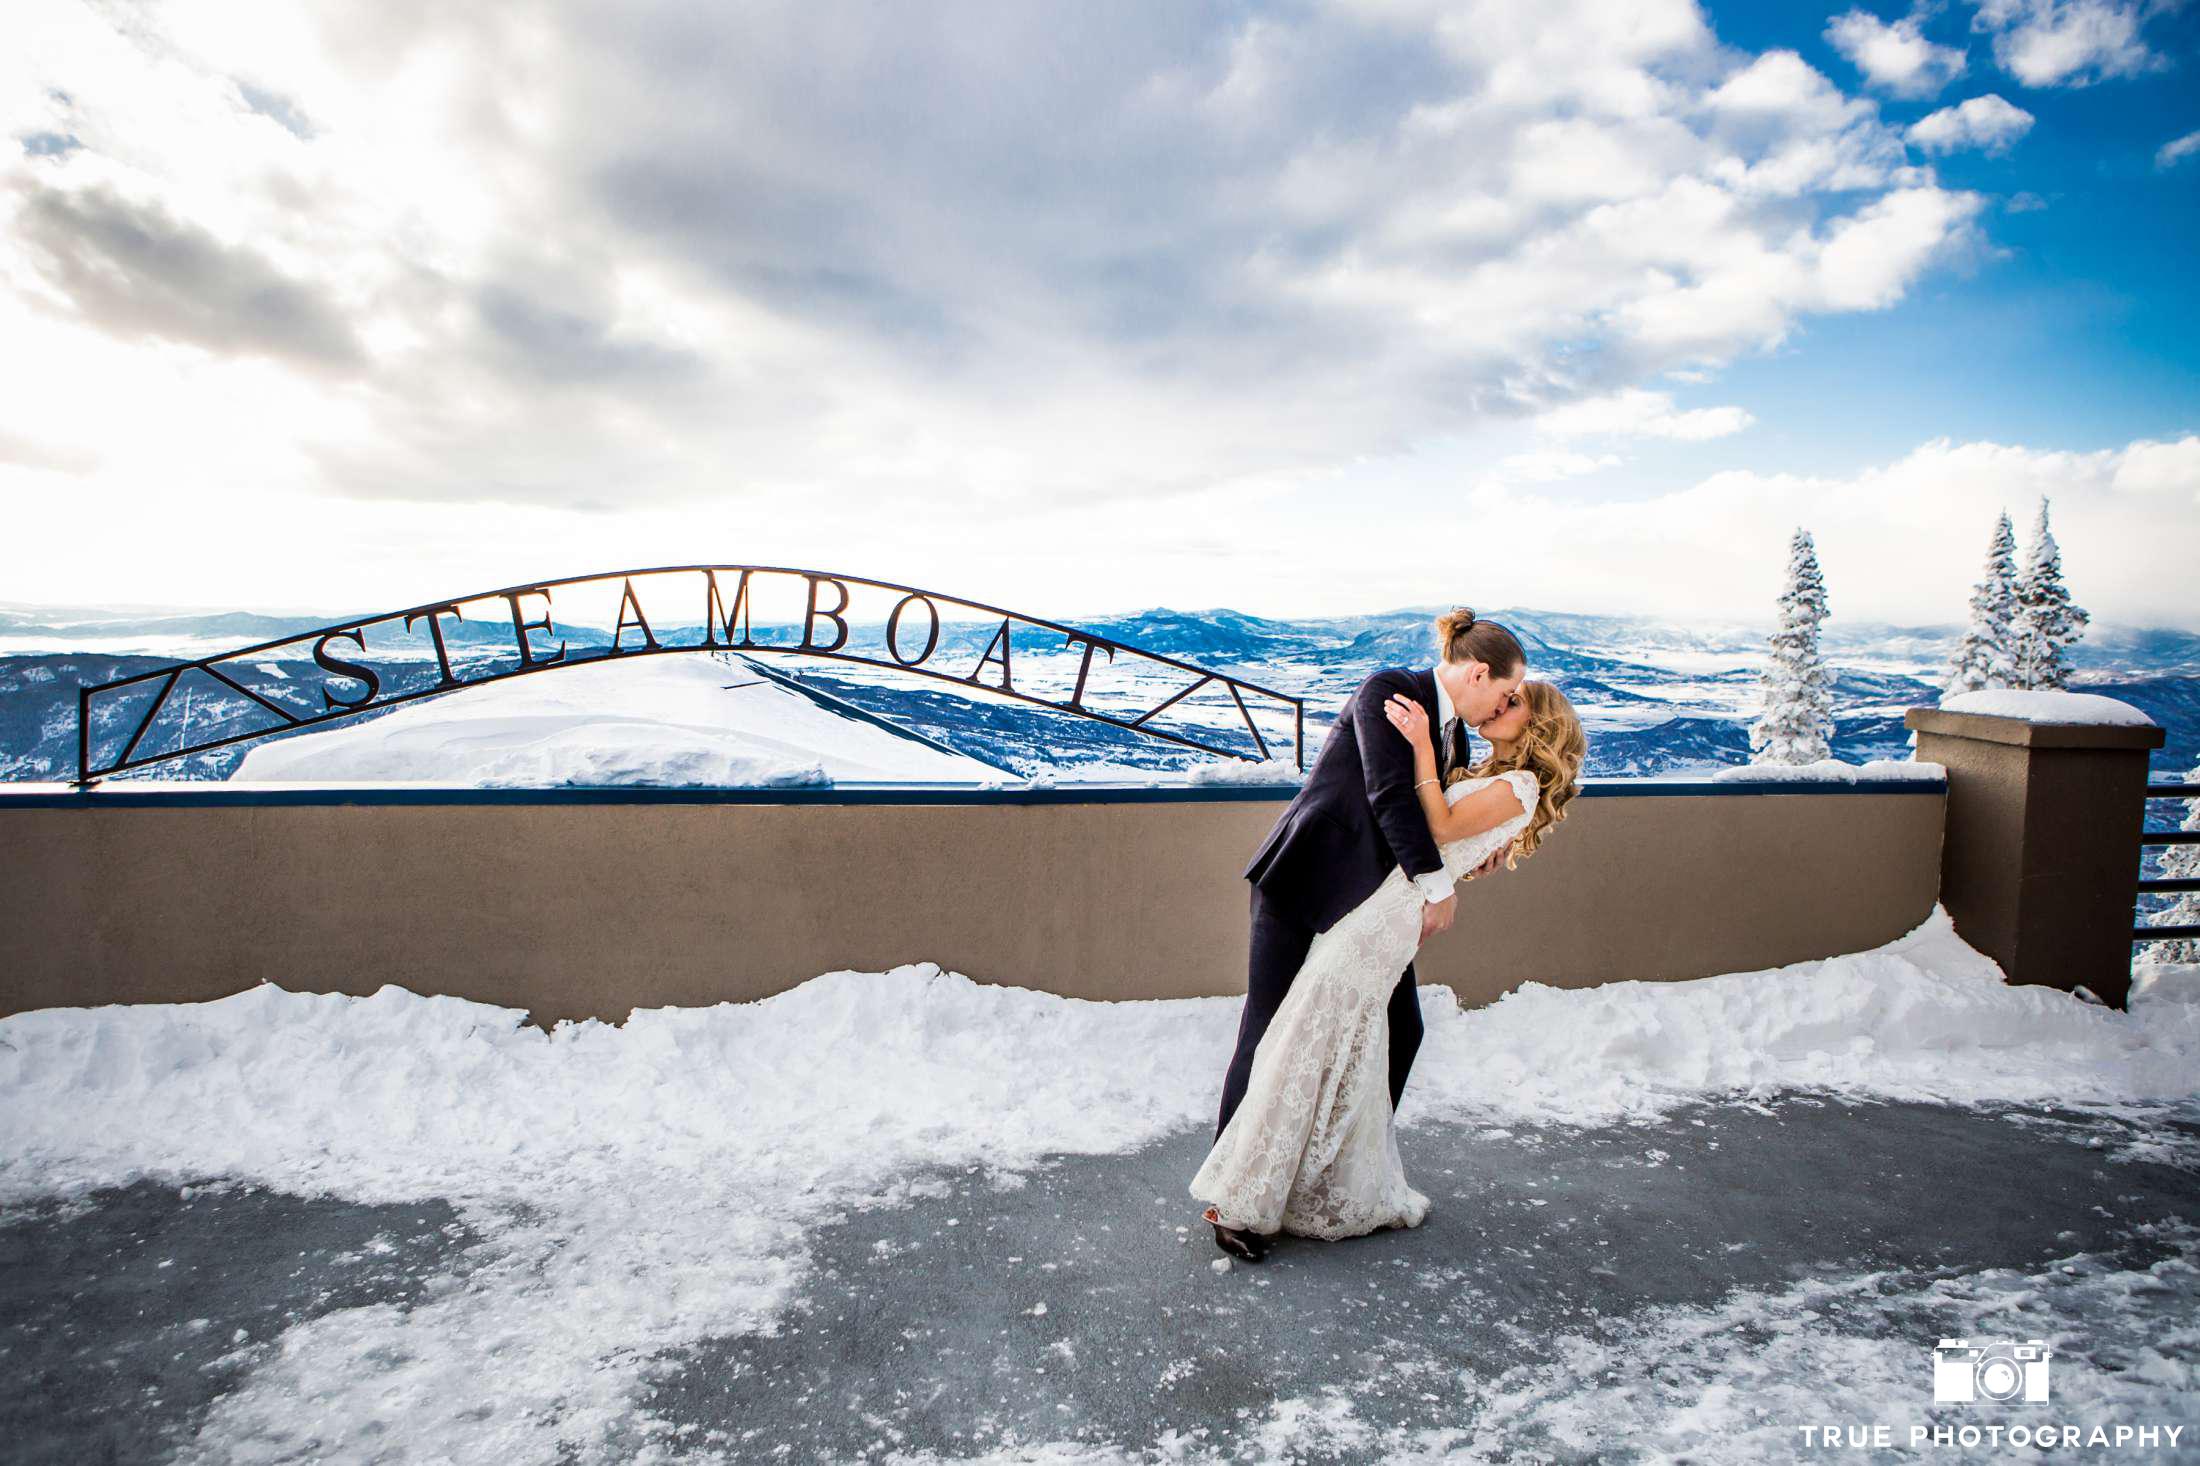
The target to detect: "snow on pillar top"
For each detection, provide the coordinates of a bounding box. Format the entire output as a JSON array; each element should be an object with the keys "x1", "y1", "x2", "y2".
[
  {"x1": 1937, "y1": 690, "x2": 2154, "y2": 727},
  {"x1": 1906, "y1": 691, "x2": 2164, "y2": 753}
]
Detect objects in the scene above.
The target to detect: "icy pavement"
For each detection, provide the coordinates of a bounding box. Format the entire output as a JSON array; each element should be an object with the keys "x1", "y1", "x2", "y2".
[
  {"x1": 6, "y1": 1096, "x2": 2196, "y2": 1464},
  {"x1": 2, "y1": 1183, "x2": 485, "y2": 1464}
]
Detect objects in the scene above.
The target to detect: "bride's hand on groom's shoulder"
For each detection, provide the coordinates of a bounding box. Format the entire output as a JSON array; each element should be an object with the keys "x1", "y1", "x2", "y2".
[{"x1": 1382, "y1": 692, "x2": 1431, "y2": 748}]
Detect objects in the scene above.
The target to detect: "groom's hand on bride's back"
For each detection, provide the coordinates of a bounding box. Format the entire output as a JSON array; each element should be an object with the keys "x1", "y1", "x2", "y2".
[{"x1": 1418, "y1": 892, "x2": 1457, "y2": 944}]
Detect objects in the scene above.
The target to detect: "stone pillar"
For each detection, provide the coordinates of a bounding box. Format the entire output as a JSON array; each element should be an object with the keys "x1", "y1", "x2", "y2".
[{"x1": 1905, "y1": 707, "x2": 2165, "y2": 1009}]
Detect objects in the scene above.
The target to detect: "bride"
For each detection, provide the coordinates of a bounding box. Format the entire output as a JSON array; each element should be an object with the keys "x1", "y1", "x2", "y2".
[{"x1": 1189, "y1": 679, "x2": 1585, "y2": 1257}]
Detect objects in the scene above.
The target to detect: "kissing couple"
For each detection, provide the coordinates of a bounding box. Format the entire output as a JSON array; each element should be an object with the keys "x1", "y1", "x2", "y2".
[{"x1": 1190, "y1": 607, "x2": 1586, "y2": 1262}]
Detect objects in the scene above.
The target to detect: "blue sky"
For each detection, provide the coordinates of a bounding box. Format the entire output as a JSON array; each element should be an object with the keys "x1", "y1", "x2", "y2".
[
  {"x1": 1702, "y1": 0, "x2": 2200, "y2": 470},
  {"x1": 3, "y1": 0, "x2": 2197, "y2": 628}
]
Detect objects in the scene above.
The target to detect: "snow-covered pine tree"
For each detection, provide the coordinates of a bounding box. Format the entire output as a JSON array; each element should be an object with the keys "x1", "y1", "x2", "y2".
[
  {"x1": 1749, "y1": 527, "x2": 1834, "y2": 765},
  {"x1": 1941, "y1": 511, "x2": 2018, "y2": 699},
  {"x1": 2141, "y1": 754, "x2": 2200, "y2": 964},
  {"x1": 2011, "y1": 497, "x2": 2090, "y2": 690}
]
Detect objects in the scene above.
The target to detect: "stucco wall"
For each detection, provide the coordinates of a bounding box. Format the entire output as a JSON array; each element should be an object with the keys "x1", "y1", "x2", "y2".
[{"x1": 0, "y1": 784, "x2": 1944, "y2": 1024}]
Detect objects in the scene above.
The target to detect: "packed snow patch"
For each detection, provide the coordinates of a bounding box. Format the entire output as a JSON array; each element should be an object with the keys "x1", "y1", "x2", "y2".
[
  {"x1": 2, "y1": 906, "x2": 2195, "y2": 1461},
  {"x1": 1238, "y1": 1219, "x2": 2200, "y2": 1465},
  {"x1": 1711, "y1": 758, "x2": 1945, "y2": 784},
  {"x1": 1938, "y1": 689, "x2": 2155, "y2": 726}
]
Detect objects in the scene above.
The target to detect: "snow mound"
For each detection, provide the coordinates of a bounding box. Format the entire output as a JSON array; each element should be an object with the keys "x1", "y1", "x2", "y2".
[
  {"x1": 1405, "y1": 906, "x2": 2200, "y2": 1127},
  {"x1": 1938, "y1": 689, "x2": 2155, "y2": 726},
  {"x1": 231, "y1": 651, "x2": 996, "y2": 786},
  {"x1": 3, "y1": 907, "x2": 2193, "y2": 1196},
  {"x1": 1711, "y1": 758, "x2": 1945, "y2": 784}
]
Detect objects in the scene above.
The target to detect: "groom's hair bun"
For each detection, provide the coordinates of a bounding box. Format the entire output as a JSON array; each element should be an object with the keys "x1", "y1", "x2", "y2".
[{"x1": 1434, "y1": 606, "x2": 1524, "y2": 676}]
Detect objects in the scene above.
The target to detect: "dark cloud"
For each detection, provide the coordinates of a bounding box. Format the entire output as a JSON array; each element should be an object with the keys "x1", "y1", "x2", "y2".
[
  {"x1": 571, "y1": 0, "x2": 1465, "y2": 375},
  {"x1": 472, "y1": 282, "x2": 703, "y2": 386},
  {"x1": 589, "y1": 156, "x2": 978, "y2": 363},
  {"x1": 11, "y1": 178, "x2": 365, "y2": 370}
]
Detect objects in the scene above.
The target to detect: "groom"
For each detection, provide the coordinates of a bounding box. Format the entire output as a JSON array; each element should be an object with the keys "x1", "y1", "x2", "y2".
[{"x1": 1218, "y1": 618, "x2": 1527, "y2": 1144}]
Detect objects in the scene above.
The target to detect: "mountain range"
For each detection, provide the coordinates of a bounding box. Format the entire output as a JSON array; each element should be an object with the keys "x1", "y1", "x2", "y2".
[{"x1": 3, "y1": 600, "x2": 2193, "y2": 784}]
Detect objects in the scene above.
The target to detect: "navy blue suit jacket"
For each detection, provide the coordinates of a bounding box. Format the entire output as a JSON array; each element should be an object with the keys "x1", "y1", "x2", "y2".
[{"x1": 1242, "y1": 666, "x2": 1470, "y2": 935}]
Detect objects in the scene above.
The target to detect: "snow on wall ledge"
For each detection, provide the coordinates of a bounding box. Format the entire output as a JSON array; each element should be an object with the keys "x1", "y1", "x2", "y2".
[
  {"x1": 1710, "y1": 758, "x2": 1946, "y2": 784},
  {"x1": 1938, "y1": 689, "x2": 2156, "y2": 727}
]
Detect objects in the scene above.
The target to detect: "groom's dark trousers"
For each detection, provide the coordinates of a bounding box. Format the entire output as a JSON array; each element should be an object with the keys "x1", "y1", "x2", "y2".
[{"x1": 1215, "y1": 666, "x2": 1469, "y2": 1142}]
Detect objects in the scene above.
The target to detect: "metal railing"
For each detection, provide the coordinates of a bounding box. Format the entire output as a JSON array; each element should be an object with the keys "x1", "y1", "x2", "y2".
[
  {"x1": 69, "y1": 565, "x2": 1309, "y2": 786},
  {"x1": 2135, "y1": 782, "x2": 2200, "y2": 944}
]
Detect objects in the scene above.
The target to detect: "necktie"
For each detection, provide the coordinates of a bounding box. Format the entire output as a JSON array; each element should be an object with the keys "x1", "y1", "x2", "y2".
[{"x1": 1439, "y1": 717, "x2": 1458, "y2": 777}]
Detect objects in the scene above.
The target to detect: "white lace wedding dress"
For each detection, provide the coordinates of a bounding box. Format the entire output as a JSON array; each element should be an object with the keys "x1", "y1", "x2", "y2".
[{"x1": 1190, "y1": 769, "x2": 1539, "y2": 1240}]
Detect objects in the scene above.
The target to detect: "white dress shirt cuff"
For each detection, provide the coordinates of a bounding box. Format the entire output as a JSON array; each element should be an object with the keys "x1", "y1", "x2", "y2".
[{"x1": 1411, "y1": 869, "x2": 1455, "y2": 904}]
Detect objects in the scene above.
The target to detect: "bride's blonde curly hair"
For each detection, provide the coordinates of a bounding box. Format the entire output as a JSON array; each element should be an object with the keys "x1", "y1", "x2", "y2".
[{"x1": 1449, "y1": 679, "x2": 1585, "y2": 867}]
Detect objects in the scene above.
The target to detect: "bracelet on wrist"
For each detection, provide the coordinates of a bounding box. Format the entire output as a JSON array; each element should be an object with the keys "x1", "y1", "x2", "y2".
[{"x1": 1413, "y1": 777, "x2": 1437, "y2": 790}]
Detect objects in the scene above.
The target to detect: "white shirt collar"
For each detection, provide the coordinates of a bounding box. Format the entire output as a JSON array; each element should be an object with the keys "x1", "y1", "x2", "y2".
[{"x1": 1432, "y1": 668, "x2": 1457, "y2": 729}]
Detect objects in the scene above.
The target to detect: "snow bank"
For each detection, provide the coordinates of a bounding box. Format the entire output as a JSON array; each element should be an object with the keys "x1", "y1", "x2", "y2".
[
  {"x1": 3, "y1": 908, "x2": 2194, "y2": 1460},
  {"x1": 1710, "y1": 758, "x2": 1945, "y2": 784},
  {"x1": 1938, "y1": 689, "x2": 2155, "y2": 726},
  {"x1": 2132, "y1": 962, "x2": 2200, "y2": 1008},
  {"x1": 1407, "y1": 907, "x2": 2199, "y2": 1127}
]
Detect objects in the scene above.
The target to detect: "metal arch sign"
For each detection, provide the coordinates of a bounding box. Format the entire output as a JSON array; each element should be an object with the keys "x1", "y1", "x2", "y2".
[{"x1": 73, "y1": 565, "x2": 1308, "y2": 786}]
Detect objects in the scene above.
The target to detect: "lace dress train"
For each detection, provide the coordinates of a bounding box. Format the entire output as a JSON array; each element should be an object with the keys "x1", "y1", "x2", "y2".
[{"x1": 1190, "y1": 770, "x2": 1538, "y2": 1241}]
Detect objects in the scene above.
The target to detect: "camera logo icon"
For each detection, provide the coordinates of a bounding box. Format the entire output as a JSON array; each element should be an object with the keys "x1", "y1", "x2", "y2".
[{"x1": 1933, "y1": 1339, "x2": 2052, "y2": 1404}]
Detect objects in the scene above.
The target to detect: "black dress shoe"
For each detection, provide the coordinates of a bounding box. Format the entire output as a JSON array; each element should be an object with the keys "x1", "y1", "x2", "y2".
[{"x1": 1203, "y1": 1206, "x2": 1268, "y2": 1262}]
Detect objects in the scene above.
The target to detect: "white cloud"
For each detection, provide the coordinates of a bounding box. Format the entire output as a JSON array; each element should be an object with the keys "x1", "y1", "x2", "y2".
[
  {"x1": 0, "y1": 5, "x2": 2173, "y2": 638},
  {"x1": 0, "y1": 0, "x2": 1993, "y2": 542},
  {"x1": 1905, "y1": 94, "x2": 2036, "y2": 154},
  {"x1": 1702, "y1": 49, "x2": 1872, "y2": 130},
  {"x1": 2157, "y1": 129, "x2": 2200, "y2": 170},
  {"x1": 1970, "y1": 0, "x2": 2166, "y2": 87},
  {"x1": 1811, "y1": 186, "x2": 1985, "y2": 310},
  {"x1": 1532, "y1": 388, "x2": 1755, "y2": 441},
  {"x1": 6, "y1": 425, "x2": 2196, "y2": 631},
  {"x1": 1604, "y1": 184, "x2": 1986, "y2": 360},
  {"x1": 1445, "y1": 434, "x2": 2200, "y2": 627},
  {"x1": 1496, "y1": 448, "x2": 1623, "y2": 481},
  {"x1": 1825, "y1": 9, "x2": 1969, "y2": 97}
]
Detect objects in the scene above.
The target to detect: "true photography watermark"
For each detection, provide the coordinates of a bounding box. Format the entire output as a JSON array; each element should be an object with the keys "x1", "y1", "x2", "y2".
[{"x1": 1796, "y1": 1339, "x2": 2190, "y2": 1452}]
